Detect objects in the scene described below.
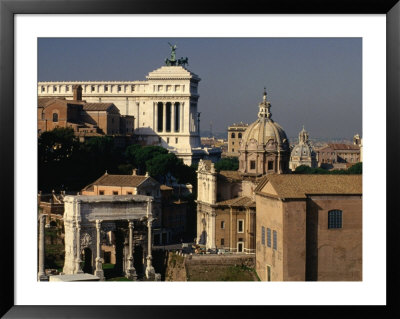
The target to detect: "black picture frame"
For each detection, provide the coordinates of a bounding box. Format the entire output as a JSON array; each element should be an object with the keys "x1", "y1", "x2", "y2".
[{"x1": 1, "y1": 0, "x2": 399, "y2": 318}]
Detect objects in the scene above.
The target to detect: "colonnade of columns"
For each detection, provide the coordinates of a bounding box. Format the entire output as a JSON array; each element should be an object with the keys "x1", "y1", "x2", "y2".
[{"x1": 155, "y1": 101, "x2": 184, "y2": 133}]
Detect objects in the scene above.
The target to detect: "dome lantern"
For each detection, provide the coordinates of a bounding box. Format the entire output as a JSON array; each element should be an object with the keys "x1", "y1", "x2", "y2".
[{"x1": 257, "y1": 88, "x2": 272, "y2": 120}]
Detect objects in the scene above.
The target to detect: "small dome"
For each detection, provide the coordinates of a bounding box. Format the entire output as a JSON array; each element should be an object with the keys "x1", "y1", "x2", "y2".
[
  {"x1": 291, "y1": 143, "x2": 314, "y2": 158},
  {"x1": 289, "y1": 126, "x2": 317, "y2": 170}
]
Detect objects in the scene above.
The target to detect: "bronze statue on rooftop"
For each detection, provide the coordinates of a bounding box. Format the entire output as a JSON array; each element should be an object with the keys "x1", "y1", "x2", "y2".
[{"x1": 165, "y1": 43, "x2": 189, "y2": 67}]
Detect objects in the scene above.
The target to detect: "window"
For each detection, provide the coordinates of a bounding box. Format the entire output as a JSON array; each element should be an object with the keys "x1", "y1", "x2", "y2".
[
  {"x1": 268, "y1": 160, "x2": 273, "y2": 170},
  {"x1": 175, "y1": 138, "x2": 178, "y2": 144},
  {"x1": 221, "y1": 221, "x2": 225, "y2": 229},
  {"x1": 261, "y1": 226, "x2": 265, "y2": 245},
  {"x1": 91, "y1": 86, "x2": 95, "y2": 92},
  {"x1": 167, "y1": 137, "x2": 170, "y2": 143},
  {"x1": 232, "y1": 142, "x2": 234, "y2": 145},
  {"x1": 238, "y1": 220, "x2": 244, "y2": 233},
  {"x1": 238, "y1": 133, "x2": 242, "y2": 138},
  {"x1": 52, "y1": 113, "x2": 58, "y2": 122},
  {"x1": 66, "y1": 86, "x2": 69, "y2": 92},
  {"x1": 221, "y1": 238, "x2": 225, "y2": 246},
  {"x1": 118, "y1": 85, "x2": 122, "y2": 92},
  {"x1": 273, "y1": 230, "x2": 277, "y2": 250},
  {"x1": 328, "y1": 210, "x2": 343, "y2": 229},
  {"x1": 113, "y1": 191, "x2": 118, "y2": 195},
  {"x1": 250, "y1": 160, "x2": 256, "y2": 170},
  {"x1": 267, "y1": 228, "x2": 271, "y2": 247},
  {"x1": 231, "y1": 133, "x2": 235, "y2": 138},
  {"x1": 99, "y1": 190, "x2": 104, "y2": 195},
  {"x1": 53, "y1": 86, "x2": 57, "y2": 92},
  {"x1": 105, "y1": 86, "x2": 108, "y2": 92},
  {"x1": 232, "y1": 148, "x2": 234, "y2": 152},
  {"x1": 267, "y1": 265, "x2": 271, "y2": 281},
  {"x1": 41, "y1": 86, "x2": 45, "y2": 92},
  {"x1": 127, "y1": 192, "x2": 132, "y2": 195},
  {"x1": 237, "y1": 242, "x2": 244, "y2": 253},
  {"x1": 132, "y1": 85, "x2": 135, "y2": 91}
]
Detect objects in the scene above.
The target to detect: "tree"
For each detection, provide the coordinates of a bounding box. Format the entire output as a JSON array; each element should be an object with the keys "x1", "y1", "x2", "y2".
[
  {"x1": 214, "y1": 157, "x2": 239, "y2": 172},
  {"x1": 347, "y1": 162, "x2": 362, "y2": 174}
]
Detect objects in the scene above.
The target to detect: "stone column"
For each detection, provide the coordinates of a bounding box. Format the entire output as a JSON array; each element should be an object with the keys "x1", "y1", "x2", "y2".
[
  {"x1": 38, "y1": 214, "x2": 48, "y2": 281},
  {"x1": 75, "y1": 221, "x2": 83, "y2": 274},
  {"x1": 154, "y1": 102, "x2": 158, "y2": 132},
  {"x1": 145, "y1": 199, "x2": 155, "y2": 280},
  {"x1": 125, "y1": 220, "x2": 137, "y2": 280},
  {"x1": 181, "y1": 102, "x2": 184, "y2": 132},
  {"x1": 171, "y1": 102, "x2": 175, "y2": 133},
  {"x1": 163, "y1": 102, "x2": 167, "y2": 133},
  {"x1": 94, "y1": 220, "x2": 104, "y2": 280}
]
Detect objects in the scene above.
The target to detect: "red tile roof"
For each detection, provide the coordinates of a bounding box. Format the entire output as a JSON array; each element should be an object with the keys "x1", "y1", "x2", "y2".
[{"x1": 256, "y1": 174, "x2": 362, "y2": 199}]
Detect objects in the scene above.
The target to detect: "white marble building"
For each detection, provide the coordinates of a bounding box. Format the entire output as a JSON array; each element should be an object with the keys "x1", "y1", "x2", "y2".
[{"x1": 38, "y1": 65, "x2": 221, "y2": 165}]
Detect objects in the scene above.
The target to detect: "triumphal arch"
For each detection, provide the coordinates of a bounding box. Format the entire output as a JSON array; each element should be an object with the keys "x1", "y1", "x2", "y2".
[{"x1": 62, "y1": 194, "x2": 157, "y2": 281}]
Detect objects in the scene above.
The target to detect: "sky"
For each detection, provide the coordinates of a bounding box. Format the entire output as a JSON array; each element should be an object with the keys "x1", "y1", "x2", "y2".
[{"x1": 38, "y1": 38, "x2": 362, "y2": 140}]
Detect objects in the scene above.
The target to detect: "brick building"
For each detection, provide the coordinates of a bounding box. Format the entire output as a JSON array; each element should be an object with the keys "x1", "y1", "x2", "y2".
[
  {"x1": 316, "y1": 143, "x2": 360, "y2": 169},
  {"x1": 38, "y1": 85, "x2": 134, "y2": 138},
  {"x1": 255, "y1": 174, "x2": 362, "y2": 281}
]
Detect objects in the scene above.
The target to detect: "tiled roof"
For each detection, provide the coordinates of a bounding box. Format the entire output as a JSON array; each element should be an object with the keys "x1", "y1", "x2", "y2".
[
  {"x1": 328, "y1": 143, "x2": 360, "y2": 150},
  {"x1": 82, "y1": 173, "x2": 149, "y2": 190},
  {"x1": 318, "y1": 143, "x2": 360, "y2": 151},
  {"x1": 216, "y1": 196, "x2": 255, "y2": 208},
  {"x1": 82, "y1": 103, "x2": 118, "y2": 112},
  {"x1": 256, "y1": 174, "x2": 362, "y2": 199},
  {"x1": 38, "y1": 98, "x2": 58, "y2": 108},
  {"x1": 160, "y1": 185, "x2": 173, "y2": 190},
  {"x1": 38, "y1": 98, "x2": 84, "y2": 108},
  {"x1": 218, "y1": 170, "x2": 242, "y2": 181}
]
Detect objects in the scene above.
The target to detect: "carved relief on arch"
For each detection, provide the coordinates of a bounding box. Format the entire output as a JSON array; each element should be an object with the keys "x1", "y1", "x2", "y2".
[{"x1": 81, "y1": 233, "x2": 92, "y2": 249}]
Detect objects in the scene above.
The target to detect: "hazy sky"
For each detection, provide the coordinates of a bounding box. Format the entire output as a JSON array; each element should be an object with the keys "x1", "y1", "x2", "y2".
[{"x1": 38, "y1": 38, "x2": 362, "y2": 139}]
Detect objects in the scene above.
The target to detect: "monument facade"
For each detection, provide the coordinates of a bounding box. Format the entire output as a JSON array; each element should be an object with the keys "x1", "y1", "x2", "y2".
[{"x1": 37, "y1": 45, "x2": 221, "y2": 165}]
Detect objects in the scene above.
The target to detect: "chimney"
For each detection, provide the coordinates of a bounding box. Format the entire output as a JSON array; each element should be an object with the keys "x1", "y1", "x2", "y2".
[
  {"x1": 72, "y1": 85, "x2": 82, "y2": 101},
  {"x1": 132, "y1": 169, "x2": 137, "y2": 176}
]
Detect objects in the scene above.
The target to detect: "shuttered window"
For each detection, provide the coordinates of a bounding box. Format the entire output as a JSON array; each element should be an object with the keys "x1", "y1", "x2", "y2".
[
  {"x1": 267, "y1": 228, "x2": 271, "y2": 247},
  {"x1": 328, "y1": 210, "x2": 343, "y2": 229}
]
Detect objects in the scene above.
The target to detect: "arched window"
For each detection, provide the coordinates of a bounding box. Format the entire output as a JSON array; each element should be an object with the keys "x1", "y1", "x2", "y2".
[
  {"x1": 231, "y1": 133, "x2": 235, "y2": 138},
  {"x1": 328, "y1": 210, "x2": 342, "y2": 229},
  {"x1": 238, "y1": 133, "x2": 242, "y2": 138},
  {"x1": 52, "y1": 113, "x2": 58, "y2": 122}
]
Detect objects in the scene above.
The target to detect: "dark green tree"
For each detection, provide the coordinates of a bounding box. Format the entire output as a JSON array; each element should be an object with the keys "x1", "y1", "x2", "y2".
[{"x1": 214, "y1": 157, "x2": 239, "y2": 172}]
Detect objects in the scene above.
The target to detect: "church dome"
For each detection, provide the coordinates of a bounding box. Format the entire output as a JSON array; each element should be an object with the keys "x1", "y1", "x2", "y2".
[
  {"x1": 238, "y1": 90, "x2": 290, "y2": 176},
  {"x1": 289, "y1": 126, "x2": 317, "y2": 170},
  {"x1": 239, "y1": 90, "x2": 289, "y2": 152}
]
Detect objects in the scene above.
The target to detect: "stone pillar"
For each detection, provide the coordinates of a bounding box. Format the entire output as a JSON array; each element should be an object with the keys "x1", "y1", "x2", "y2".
[
  {"x1": 154, "y1": 102, "x2": 158, "y2": 132},
  {"x1": 38, "y1": 214, "x2": 48, "y2": 281},
  {"x1": 171, "y1": 102, "x2": 175, "y2": 134},
  {"x1": 163, "y1": 102, "x2": 167, "y2": 133},
  {"x1": 145, "y1": 200, "x2": 155, "y2": 280},
  {"x1": 75, "y1": 221, "x2": 83, "y2": 274},
  {"x1": 94, "y1": 220, "x2": 104, "y2": 280},
  {"x1": 125, "y1": 220, "x2": 137, "y2": 280},
  {"x1": 181, "y1": 102, "x2": 184, "y2": 132}
]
